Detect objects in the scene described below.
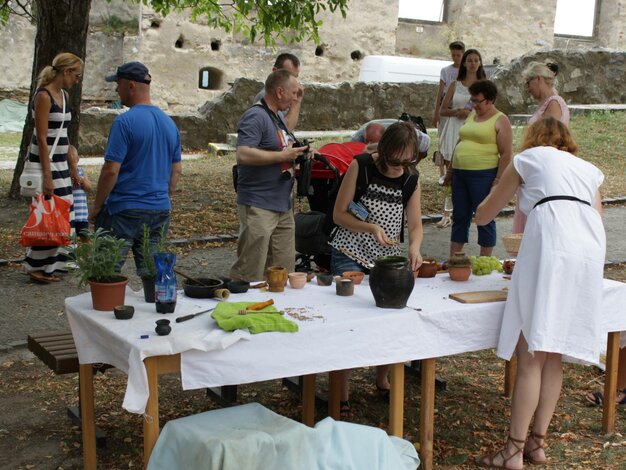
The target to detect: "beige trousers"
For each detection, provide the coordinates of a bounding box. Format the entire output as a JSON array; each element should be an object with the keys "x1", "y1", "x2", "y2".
[{"x1": 230, "y1": 204, "x2": 295, "y2": 281}]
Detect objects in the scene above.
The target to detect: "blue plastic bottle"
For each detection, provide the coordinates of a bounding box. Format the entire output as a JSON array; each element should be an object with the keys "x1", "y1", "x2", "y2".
[{"x1": 154, "y1": 253, "x2": 177, "y2": 313}]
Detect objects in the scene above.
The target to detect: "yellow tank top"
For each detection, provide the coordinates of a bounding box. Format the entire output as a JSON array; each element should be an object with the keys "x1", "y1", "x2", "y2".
[{"x1": 452, "y1": 111, "x2": 503, "y2": 170}]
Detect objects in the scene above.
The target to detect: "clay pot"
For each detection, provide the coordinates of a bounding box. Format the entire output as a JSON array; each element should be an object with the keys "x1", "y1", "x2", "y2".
[
  {"x1": 288, "y1": 272, "x2": 307, "y2": 289},
  {"x1": 369, "y1": 256, "x2": 414, "y2": 309},
  {"x1": 336, "y1": 278, "x2": 354, "y2": 296},
  {"x1": 155, "y1": 319, "x2": 171, "y2": 336},
  {"x1": 182, "y1": 278, "x2": 224, "y2": 298},
  {"x1": 448, "y1": 266, "x2": 472, "y2": 281},
  {"x1": 266, "y1": 266, "x2": 288, "y2": 292},
  {"x1": 502, "y1": 259, "x2": 515, "y2": 275},
  {"x1": 88, "y1": 276, "x2": 128, "y2": 311},
  {"x1": 317, "y1": 273, "x2": 333, "y2": 286},
  {"x1": 417, "y1": 259, "x2": 438, "y2": 278},
  {"x1": 342, "y1": 271, "x2": 365, "y2": 285},
  {"x1": 113, "y1": 305, "x2": 134, "y2": 320}
]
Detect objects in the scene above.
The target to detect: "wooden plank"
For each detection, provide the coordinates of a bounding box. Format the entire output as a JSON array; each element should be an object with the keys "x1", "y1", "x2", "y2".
[
  {"x1": 79, "y1": 363, "x2": 97, "y2": 470},
  {"x1": 449, "y1": 290, "x2": 508, "y2": 303},
  {"x1": 389, "y1": 363, "x2": 404, "y2": 437},
  {"x1": 419, "y1": 358, "x2": 436, "y2": 470}
]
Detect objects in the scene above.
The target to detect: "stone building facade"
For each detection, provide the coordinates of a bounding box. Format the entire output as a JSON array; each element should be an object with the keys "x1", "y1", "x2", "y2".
[{"x1": 0, "y1": 0, "x2": 624, "y2": 112}]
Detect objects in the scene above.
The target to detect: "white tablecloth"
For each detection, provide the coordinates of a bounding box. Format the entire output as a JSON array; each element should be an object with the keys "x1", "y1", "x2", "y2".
[{"x1": 66, "y1": 273, "x2": 626, "y2": 415}]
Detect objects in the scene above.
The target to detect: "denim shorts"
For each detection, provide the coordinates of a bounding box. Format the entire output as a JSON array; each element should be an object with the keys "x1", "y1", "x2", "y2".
[
  {"x1": 330, "y1": 247, "x2": 370, "y2": 276},
  {"x1": 95, "y1": 208, "x2": 170, "y2": 276}
]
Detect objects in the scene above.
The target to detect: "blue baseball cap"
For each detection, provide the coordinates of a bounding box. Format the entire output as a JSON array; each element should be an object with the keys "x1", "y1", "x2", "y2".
[{"x1": 105, "y1": 61, "x2": 152, "y2": 84}]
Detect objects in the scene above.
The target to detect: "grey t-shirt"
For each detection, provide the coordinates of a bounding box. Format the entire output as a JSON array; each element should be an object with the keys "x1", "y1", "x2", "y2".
[{"x1": 236, "y1": 105, "x2": 293, "y2": 212}]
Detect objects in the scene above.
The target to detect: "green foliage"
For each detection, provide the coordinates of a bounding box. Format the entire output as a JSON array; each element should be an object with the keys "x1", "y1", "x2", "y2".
[
  {"x1": 68, "y1": 228, "x2": 126, "y2": 285},
  {"x1": 96, "y1": 14, "x2": 139, "y2": 35},
  {"x1": 146, "y1": 0, "x2": 349, "y2": 46},
  {"x1": 139, "y1": 223, "x2": 169, "y2": 279}
]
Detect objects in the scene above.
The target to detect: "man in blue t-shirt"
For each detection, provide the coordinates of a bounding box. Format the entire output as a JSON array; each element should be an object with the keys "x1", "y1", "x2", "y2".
[
  {"x1": 230, "y1": 69, "x2": 308, "y2": 281},
  {"x1": 92, "y1": 61, "x2": 182, "y2": 275}
]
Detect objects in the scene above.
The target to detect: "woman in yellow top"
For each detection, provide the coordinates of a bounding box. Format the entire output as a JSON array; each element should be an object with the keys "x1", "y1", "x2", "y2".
[{"x1": 444, "y1": 80, "x2": 512, "y2": 257}]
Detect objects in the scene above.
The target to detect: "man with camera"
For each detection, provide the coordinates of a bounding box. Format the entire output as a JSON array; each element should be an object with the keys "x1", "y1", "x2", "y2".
[{"x1": 230, "y1": 69, "x2": 308, "y2": 282}]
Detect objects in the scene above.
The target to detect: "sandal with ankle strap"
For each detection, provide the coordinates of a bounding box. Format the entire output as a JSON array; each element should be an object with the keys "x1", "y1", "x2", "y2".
[
  {"x1": 523, "y1": 431, "x2": 546, "y2": 465},
  {"x1": 476, "y1": 435, "x2": 525, "y2": 469}
]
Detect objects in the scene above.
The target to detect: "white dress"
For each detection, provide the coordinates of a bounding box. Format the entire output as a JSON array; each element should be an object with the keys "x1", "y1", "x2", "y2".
[
  {"x1": 439, "y1": 82, "x2": 470, "y2": 161},
  {"x1": 497, "y1": 146, "x2": 606, "y2": 363}
]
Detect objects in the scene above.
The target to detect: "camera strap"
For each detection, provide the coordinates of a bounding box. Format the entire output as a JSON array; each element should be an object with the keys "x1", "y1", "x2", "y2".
[{"x1": 256, "y1": 98, "x2": 296, "y2": 147}]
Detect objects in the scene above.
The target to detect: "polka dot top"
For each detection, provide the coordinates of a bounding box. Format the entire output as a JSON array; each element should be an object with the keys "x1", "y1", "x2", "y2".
[{"x1": 331, "y1": 164, "x2": 415, "y2": 269}]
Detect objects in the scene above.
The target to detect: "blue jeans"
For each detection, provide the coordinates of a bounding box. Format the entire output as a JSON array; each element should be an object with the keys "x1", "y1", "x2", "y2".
[
  {"x1": 330, "y1": 247, "x2": 370, "y2": 276},
  {"x1": 95, "y1": 208, "x2": 170, "y2": 276},
  {"x1": 451, "y1": 168, "x2": 497, "y2": 247}
]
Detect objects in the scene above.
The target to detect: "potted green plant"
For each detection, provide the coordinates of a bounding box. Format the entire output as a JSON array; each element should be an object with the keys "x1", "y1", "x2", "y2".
[
  {"x1": 139, "y1": 223, "x2": 168, "y2": 303},
  {"x1": 448, "y1": 252, "x2": 472, "y2": 281},
  {"x1": 69, "y1": 228, "x2": 128, "y2": 311}
]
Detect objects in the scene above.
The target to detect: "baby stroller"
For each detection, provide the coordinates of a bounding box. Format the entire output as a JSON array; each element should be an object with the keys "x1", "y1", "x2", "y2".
[{"x1": 294, "y1": 141, "x2": 366, "y2": 272}]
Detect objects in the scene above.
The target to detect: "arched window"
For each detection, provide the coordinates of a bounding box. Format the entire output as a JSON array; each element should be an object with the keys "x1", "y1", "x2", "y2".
[{"x1": 198, "y1": 67, "x2": 224, "y2": 90}]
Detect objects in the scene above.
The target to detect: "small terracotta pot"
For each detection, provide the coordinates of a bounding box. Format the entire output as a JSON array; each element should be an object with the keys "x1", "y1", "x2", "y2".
[
  {"x1": 288, "y1": 272, "x2": 307, "y2": 289},
  {"x1": 342, "y1": 271, "x2": 365, "y2": 285},
  {"x1": 448, "y1": 266, "x2": 471, "y2": 281},
  {"x1": 502, "y1": 259, "x2": 515, "y2": 275},
  {"x1": 336, "y1": 278, "x2": 354, "y2": 296},
  {"x1": 317, "y1": 273, "x2": 333, "y2": 286},
  {"x1": 88, "y1": 276, "x2": 128, "y2": 311},
  {"x1": 266, "y1": 266, "x2": 288, "y2": 292},
  {"x1": 417, "y1": 260, "x2": 438, "y2": 278}
]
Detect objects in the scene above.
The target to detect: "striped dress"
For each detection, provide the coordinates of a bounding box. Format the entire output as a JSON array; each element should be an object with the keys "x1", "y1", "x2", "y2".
[{"x1": 23, "y1": 88, "x2": 74, "y2": 274}]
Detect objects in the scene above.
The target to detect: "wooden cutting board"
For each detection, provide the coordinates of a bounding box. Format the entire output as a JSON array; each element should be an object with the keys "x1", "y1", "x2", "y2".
[{"x1": 449, "y1": 290, "x2": 508, "y2": 303}]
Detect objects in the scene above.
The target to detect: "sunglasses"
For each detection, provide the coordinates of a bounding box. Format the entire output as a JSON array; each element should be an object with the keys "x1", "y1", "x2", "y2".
[
  {"x1": 388, "y1": 157, "x2": 417, "y2": 167},
  {"x1": 469, "y1": 97, "x2": 487, "y2": 105}
]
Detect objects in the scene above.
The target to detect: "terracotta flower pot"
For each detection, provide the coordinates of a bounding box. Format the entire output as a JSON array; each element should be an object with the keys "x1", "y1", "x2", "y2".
[
  {"x1": 448, "y1": 266, "x2": 471, "y2": 281},
  {"x1": 88, "y1": 276, "x2": 128, "y2": 311},
  {"x1": 417, "y1": 260, "x2": 438, "y2": 278}
]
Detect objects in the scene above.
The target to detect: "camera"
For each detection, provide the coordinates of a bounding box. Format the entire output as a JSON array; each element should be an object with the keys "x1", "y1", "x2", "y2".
[{"x1": 281, "y1": 138, "x2": 312, "y2": 181}]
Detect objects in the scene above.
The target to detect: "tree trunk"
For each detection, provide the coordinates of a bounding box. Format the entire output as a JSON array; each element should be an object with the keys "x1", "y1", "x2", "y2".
[{"x1": 8, "y1": 0, "x2": 92, "y2": 199}]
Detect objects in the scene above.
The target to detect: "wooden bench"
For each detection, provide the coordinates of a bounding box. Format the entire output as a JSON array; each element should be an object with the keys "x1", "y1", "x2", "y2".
[{"x1": 27, "y1": 329, "x2": 111, "y2": 447}]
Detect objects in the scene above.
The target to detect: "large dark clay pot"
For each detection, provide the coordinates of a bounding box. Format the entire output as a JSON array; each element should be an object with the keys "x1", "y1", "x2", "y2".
[{"x1": 369, "y1": 256, "x2": 414, "y2": 309}]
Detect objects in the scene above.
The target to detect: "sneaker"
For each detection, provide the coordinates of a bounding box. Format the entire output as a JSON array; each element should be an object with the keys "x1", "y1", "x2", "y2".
[{"x1": 438, "y1": 176, "x2": 445, "y2": 186}]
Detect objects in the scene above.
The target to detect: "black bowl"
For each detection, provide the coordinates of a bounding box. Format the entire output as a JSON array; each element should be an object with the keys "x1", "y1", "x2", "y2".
[
  {"x1": 113, "y1": 305, "x2": 134, "y2": 320},
  {"x1": 226, "y1": 280, "x2": 250, "y2": 293},
  {"x1": 182, "y1": 278, "x2": 224, "y2": 298}
]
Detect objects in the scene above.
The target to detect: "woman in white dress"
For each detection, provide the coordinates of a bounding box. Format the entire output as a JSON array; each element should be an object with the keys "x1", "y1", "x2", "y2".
[
  {"x1": 436, "y1": 49, "x2": 486, "y2": 228},
  {"x1": 474, "y1": 117, "x2": 605, "y2": 469}
]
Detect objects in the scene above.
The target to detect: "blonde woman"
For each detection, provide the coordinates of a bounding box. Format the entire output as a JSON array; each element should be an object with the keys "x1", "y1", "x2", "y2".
[
  {"x1": 475, "y1": 118, "x2": 605, "y2": 469},
  {"x1": 512, "y1": 62, "x2": 570, "y2": 233},
  {"x1": 23, "y1": 52, "x2": 83, "y2": 283}
]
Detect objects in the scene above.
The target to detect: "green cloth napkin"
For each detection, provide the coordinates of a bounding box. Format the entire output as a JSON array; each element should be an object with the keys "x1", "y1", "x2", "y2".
[{"x1": 211, "y1": 301, "x2": 298, "y2": 334}]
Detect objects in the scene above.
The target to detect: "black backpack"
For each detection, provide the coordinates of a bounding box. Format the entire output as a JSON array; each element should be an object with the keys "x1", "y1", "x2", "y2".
[{"x1": 323, "y1": 153, "x2": 419, "y2": 241}]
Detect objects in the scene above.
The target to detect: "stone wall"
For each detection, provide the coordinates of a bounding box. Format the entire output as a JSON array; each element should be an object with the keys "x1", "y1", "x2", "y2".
[
  {"x1": 77, "y1": 48, "x2": 626, "y2": 153},
  {"x1": 3, "y1": 0, "x2": 624, "y2": 112}
]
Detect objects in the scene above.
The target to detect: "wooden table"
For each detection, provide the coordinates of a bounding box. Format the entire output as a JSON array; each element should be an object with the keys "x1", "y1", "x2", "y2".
[{"x1": 68, "y1": 275, "x2": 626, "y2": 470}]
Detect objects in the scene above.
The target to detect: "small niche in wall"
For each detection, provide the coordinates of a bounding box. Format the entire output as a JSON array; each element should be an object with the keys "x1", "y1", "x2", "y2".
[
  {"x1": 175, "y1": 34, "x2": 185, "y2": 49},
  {"x1": 210, "y1": 40, "x2": 221, "y2": 51},
  {"x1": 315, "y1": 45, "x2": 325, "y2": 56},
  {"x1": 198, "y1": 66, "x2": 224, "y2": 90},
  {"x1": 350, "y1": 50, "x2": 363, "y2": 61}
]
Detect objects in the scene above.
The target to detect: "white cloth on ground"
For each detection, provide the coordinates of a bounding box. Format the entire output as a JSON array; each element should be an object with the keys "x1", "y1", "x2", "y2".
[{"x1": 146, "y1": 402, "x2": 420, "y2": 470}]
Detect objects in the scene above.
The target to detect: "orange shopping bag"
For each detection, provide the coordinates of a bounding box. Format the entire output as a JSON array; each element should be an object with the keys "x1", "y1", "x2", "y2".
[{"x1": 20, "y1": 194, "x2": 71, "y2": 247}]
